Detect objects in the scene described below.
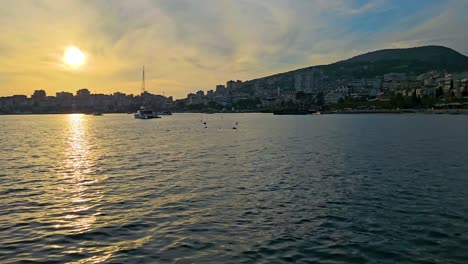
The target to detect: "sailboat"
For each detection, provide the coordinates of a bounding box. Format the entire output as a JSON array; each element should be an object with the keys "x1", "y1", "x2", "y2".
[{"x1": 134, "y1": 66, "x2": 160, "y2": 119}]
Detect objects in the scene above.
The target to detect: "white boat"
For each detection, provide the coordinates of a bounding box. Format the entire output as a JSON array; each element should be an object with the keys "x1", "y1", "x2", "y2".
[
  {"x1": 134, "y1": 106, "x2": 160, "y2": 119},
  {"x1": 133, "y1": 66, "x2": 160, "y2": 119}
]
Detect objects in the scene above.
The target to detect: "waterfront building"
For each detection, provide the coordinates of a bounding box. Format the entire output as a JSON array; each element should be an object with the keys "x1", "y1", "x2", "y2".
[
  {"x1": 226, "y1": 80, "x2": 243, "y2": 91},
  {"x1": 206, "y1": 90, "x2": 214, "y2": 99},
  {"x1": 76, "y1": 88, "x2": 91, "y2": 97},
  {"x1": 31, "y1": 90, "x2": 47, "y2": 101},
  {"x1": 215, "y1": 85, "x2": 226, "y2": 95},
  {"x1": 56, "y1": 92, "x2": 73, "y2": 100}
]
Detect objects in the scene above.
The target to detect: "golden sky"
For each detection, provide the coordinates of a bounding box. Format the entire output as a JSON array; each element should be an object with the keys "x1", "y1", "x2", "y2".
[{"x1": 0, "y1": 0, "x2": 467, "y2": 98}]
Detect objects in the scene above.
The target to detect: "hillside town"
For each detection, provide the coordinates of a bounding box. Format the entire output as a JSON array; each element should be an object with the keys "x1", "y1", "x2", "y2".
[
  {"x1": 175, "y1": 69, "x2": 468, "y2": 112},
  {"x1": 1, "y1": 70, "x2": 468, "y2": 114}
]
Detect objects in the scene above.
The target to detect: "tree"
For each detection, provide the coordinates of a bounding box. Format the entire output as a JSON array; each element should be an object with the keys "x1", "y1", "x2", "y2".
[
  {"x1": 296, "y1": 91, "x2": 306, "y2": 101},
  {"x1": 315, "y1": 92, "x2": 324, "y2": 107},
  {"x1": 462, "y1": 87, "x2": 468, "y2": 97},
  {"x1": 411, "y1": 90, "x2": 421, "y2": 108},
  {"x1": 436, "y1": 87, "x2": 443, "y2": 98},
  {"x1": 389, "y1": 94, "x2": 405, "y2": 109},
  {"x1": 207, "y1": 101, "x2": 223, "y2": 110}
]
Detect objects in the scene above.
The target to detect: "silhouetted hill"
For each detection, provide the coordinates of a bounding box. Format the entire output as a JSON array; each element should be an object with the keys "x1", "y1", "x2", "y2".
[{"x1": 339, "y1": 45, "x2": 468, "y2": 65}]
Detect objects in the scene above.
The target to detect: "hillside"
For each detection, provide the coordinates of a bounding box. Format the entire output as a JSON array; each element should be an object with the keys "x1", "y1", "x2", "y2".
[
  {"x1": 320, "y1": 46, "x2": 468, "y2": 80},
  {"x1": 339, "y1": 45, "x2": 468, "y2": 65},
  {"x1": 240, "y1": 45, "x2": 468, "y2": 93}
]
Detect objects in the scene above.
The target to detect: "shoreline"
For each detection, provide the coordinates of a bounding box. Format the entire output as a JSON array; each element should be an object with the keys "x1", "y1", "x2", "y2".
[{"x1": 1, "y1": 109, "x2": 468, "y2": 116}]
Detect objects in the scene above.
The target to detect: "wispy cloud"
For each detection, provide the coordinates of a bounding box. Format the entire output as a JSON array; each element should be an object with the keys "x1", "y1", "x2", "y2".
[{"x1": 0, "y1": 0, "x2": 466, "y2": 98}]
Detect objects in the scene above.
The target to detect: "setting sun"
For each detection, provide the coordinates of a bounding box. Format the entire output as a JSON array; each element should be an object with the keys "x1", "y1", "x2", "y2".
[{"x1": 64, "y1": 46, "x2": 85, "y2": 67}]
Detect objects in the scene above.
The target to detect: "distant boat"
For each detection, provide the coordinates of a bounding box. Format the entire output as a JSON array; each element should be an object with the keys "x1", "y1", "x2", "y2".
[
  {"x1": 134, "y1": 106, "x2": 160, "y2": 119},
  {"x1": 92, "y1": 112, "x2": 103, "y2": 116},
  {"x1": 157, "y1": 110, "x2": 172, "y2": 116}
]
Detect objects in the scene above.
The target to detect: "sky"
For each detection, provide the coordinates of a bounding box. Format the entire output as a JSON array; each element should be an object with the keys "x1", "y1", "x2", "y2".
[{"x1": 1, "y1": 0, "x2": 467, "y2": 99}]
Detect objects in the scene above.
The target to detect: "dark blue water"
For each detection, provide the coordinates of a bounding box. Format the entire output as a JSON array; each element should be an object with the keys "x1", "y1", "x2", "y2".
[{"x1": 1, "y1": 113, "x2": 468, "y2": 263}]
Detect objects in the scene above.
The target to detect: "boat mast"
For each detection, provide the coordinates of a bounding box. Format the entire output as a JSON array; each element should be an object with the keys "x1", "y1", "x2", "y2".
[{"x1": 141, "y1": 65, "x2": 146, "y2": 94}]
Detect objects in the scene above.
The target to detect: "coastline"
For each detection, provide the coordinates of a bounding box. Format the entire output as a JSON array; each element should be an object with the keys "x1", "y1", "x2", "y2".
[{"x1": 2, "y1": 109, "x2": 468, "y2": 116}]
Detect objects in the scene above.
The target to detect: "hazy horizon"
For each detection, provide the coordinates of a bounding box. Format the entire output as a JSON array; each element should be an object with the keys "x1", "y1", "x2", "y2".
[{"x1": 1, "y1": 0, "x2": 467, "y2": 99}]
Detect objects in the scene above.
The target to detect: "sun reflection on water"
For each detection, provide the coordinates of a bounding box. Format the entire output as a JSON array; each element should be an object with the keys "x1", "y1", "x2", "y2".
[
  {"x1": 66, "y1": 114, "x2": 94, "y2": 178},
  {"x1": 58, "y1": 114, "x2": 98, "y2": 232},
  {"x1": 55, "y1": 114, "x2": 114, "y2": 263}
]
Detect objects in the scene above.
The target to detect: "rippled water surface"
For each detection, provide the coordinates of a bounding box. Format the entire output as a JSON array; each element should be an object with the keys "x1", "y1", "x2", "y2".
[{"x1": 1, "y1": 113, "x2": 468, "y2": 263}]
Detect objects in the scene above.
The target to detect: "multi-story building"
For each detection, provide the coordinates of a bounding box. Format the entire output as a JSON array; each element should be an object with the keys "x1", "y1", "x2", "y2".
[
  {"x1": 56, "y1": 91, "x2": 73, "y2": 100},
  {"x1": 382, "y1": 73, "x2": 407, "y2": 92},
  {"x1": 215, "y1": 85, "x2": 226, "y2": 95},
  {"x1": 226, "y1": 80, "x2": 243, "y2": 91},
  {"x1": 55, "y1": 91, "x2": 74, "y2": 111},
  {"x1": 76, "y1": 88, "x2": 91, "y2": 97},
  {"x1": 441, "y1": 72, "x2": 468, "y2": 97},
  {"x1": 206, "y1": 90, "x2": 214, "y2": 99},
  {"x1": 31, "y1": 90, "x2": 47, "y2": 101},
  {"x1": 416, "y1": 87, "x2": 438, "y2": 98},
  {"x1": 461, "y1": 79, "x2": 468, "y2": 97},
  {"x1": 444, "y1": 73, "x2": 453, "y2": 95},
  {"x1": 294, "y1": 69, "x2": 327, "y2": 94}
]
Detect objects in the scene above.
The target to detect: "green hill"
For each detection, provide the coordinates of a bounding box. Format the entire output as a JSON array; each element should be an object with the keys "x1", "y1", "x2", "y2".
[
  {"x1": 241, "y1": 46, "x2": 468, "y2": 92},
  {"x1": 339, "y1": 45, "x2": 468, "y2": 66},
  {"x1": 328, "y1": 45, "x2": 468, "y2": 77}
]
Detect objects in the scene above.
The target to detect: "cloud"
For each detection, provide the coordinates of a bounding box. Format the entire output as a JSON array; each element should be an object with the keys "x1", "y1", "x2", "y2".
[
  {"x1": 0, "y1": 0, "x2": 466, "y2": 98},
  {"x1": 386, "y1": 0, "x2": 468, "y2": 54}
]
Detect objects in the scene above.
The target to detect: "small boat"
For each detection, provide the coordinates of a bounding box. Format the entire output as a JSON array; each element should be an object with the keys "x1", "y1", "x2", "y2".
[
  {"x1": 134, "y1": 106, "x2": 160, "y2": 119},
  {"x1": 157, "y1": 111, "x2": 172, "y2": 116},
  {"x1": 133, "y1": 67, "x2": 160, "y2": 119},
  {"x1": 92, "y1": 112, "x2": 103, "y2": 116}
]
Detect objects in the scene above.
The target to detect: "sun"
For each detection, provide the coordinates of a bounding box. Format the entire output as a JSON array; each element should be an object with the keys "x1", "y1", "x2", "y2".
[{"x1": 64, "y1": 46, "x2": 85, "y2": 67}]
